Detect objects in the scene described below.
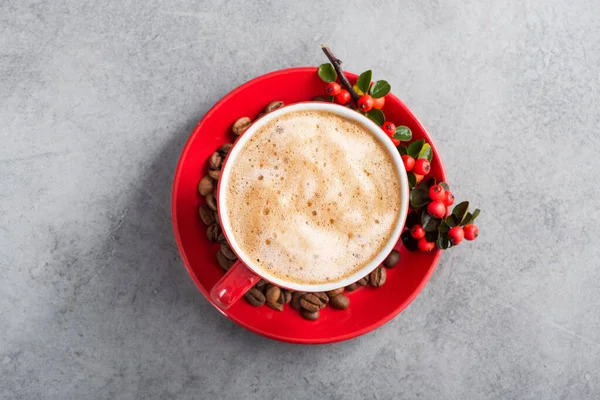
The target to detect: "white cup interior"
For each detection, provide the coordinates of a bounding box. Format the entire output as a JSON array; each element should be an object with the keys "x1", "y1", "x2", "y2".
[{"x1": 217, "y1": 102, "x2": 409, "y2": 292}]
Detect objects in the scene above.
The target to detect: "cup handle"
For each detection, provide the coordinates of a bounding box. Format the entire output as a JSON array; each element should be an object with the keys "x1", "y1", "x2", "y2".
[{"x1": 210, "y1": 260, "x2": 262, "y2": 310}]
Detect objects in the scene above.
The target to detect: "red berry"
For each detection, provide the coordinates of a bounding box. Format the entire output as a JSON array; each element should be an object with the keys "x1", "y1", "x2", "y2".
[
  {"x1": 335, "y1": 89, "x2": 351, "y2": 105},
  {"x1": 463, "y1": 224, "x2": 478, "y2": 240},
  {"x1": 448, "y1": 226, "x2": 464, "y2": 244},
  {"x1": 325, "y1": 82, "x2": 342, "y2": 96},
  {"x1": 401, "y1": 155, "x2": 415, "y2": 172},
  {"x1": 391, "y1": 138, "x2": 400, "y2": 146},
  {"x1": 429, "y1": 184, "x2": 445, "y2": 201},
  {"x1": 411, "y1": 224, "x2": 425, "y2": 239},
  {"x1": 413, "y1": 158, "x2": 431, "y2": 175},
  {"x1": 443, "y1": 191, "x2": 455, "y2": 207},
  {"x1": 357, "y1": 94, "x2": 374, "y2": 112},
  {"x1": 382, "y1": 121, "x2": 396, "y2": 137},
  {"x1": 372, "y1": 96, "x2": 385, "y2": 110},
  {"x1": 426, "y1": 200, "x2": 446, "y2": 218},
  {"x1": 418, "y1": 237, "x2": 435, "y2": 252}
]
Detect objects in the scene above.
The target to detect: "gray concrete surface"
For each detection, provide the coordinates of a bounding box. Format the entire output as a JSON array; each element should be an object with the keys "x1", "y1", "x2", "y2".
[{"x1": 2, "y1": 0, "x2": 600, "y2": 398}]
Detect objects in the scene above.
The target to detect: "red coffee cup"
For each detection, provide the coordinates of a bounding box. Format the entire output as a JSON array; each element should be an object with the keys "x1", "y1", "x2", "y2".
[{"x1": 210, "y1": 102, "x2": 409, "y2": 309}]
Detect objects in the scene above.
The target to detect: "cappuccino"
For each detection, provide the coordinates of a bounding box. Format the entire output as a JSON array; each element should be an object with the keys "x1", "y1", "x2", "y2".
[{"x1": 224, "y1": 110, "x2": 401, "y2": 284}]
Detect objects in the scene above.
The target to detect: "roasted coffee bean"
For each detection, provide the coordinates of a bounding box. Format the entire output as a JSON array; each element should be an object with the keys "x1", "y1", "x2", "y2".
[
  {"x1": 315, "y1": 292, "x2": 329, "y2": 306},
  {"x1": 265, "y1": 285, "x2": 281, "y2": 304},
  {"x1": 217, "y1": 231, "x2": 228, "y2": 245},
  {"x1": 329, "y1": 293, "x2": 350, "y2": 310},
  {"x1": 264, "y1": 100, "x2": 284, "y2": 113},
  {"x1": 206, "y1": 223, "x2": 221, "y2": 242},
  {"x1": 216, "y1": 250, "x2": 235, "y2": 271},
  {"x1": 312, "y1": 95, "x2": 326, "y2": 102},
  {"x1": 220, "y1": 243, "x2": 237, "y2": 260},
  {"x1": 244, "y1": 288, "x2": 265, "y2": 307},
  {"x1": 205, "y1": 192, "x2": 217, "y2": 211},
  {"x1": 299, "y1": 295, "x2": 320, "y2": 312},
  {"x1": 256, "y1": 112, "x2": 265, "y2": 119},
  {"x1": 208, "y1": 169, "x2": 221, "y2": 180},
  {"x1": 369, "y1": 267, "x2": 387, "y2": 288},
  {"x1": 255, "y1": 279, "x2": 268, "y2": 291},
  {"x1": 317, "y1": 292, "x2": 329, "y2": 303},
  {"x1": 218, "y1": 143, "x2": 233, "y2": 156},
  {"x1": 383, "y1": 249, "x2": 400, "y2": 268},
  {"x1": 300, "y1": 292, "x2": 328, "y2": 312},
  {"x1": 266, "y1": 299, "x2": 284, "y2": 311},
  {"x1": 345, "y1": 283, "x2": 359, "y2": 291},
  {"x1": 291, "y1": 291, "x2": 305, "y2": 310},
  {"x1": 278, "y1": 290, "x2": 292, "y2": 305},
  {"x1": 232, "y1": 117, "x2": 252, "y2": 135},
  {"x1": 358, "y1": 276, "x2": 369, "y2": 286},
  {"x1": 209, "y1": 152, "x2": 222, "y2": 170},
  {"x1": 198, "y1": 204, "x2": 216, "y2": 225},
  {"x1": 301, "y1": 309, "x2": 320, "y2": 321},
  {"x1": 198, "y1": 176, "x2": 213, "y2": 196},
  {"x1": 326, "y1": 288, "x2": 344, "y2": 298}
]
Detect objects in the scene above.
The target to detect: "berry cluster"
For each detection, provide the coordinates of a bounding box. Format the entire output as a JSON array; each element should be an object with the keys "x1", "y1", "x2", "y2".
[
  {"x1": 317, "y1": 65, "x2": 413, "y2": 148},
  {"x1": 402, "y1": 178, "x2": 480, "y2": 252},
  {"x1": 317, "y1": 46, "x2": 481, "y2": 253}
]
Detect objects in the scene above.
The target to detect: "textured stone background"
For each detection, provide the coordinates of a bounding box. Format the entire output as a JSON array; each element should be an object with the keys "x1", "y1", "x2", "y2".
[{"x1": 2, "y1": 0, "x2": 599, "y2": 399}]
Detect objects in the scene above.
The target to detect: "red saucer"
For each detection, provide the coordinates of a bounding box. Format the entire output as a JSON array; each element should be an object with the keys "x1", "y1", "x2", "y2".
[{"x1": 172, "y1": 67, "x2": 447, "y2": 344}]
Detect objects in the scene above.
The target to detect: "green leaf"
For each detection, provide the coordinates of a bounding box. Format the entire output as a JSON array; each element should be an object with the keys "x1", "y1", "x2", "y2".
[
  {"x1": 462, "y1": 212, "x2": 473, "y2": 226},
  {"x1": 437, "y1": 233, "x2": 450, "y2": 249},
  {"x1": 369, "y1": 80, "x2": 391, "y2": 98},
  {"x1": 452, "y1": 201, "x2": 469, "y2": 224},
  {"x1": 393, "y1": 126, "x2": 412, "y2": 141},
  {"x1": 401, "y1": 230, "x2": 419, "y2": 252},
  {"x1": 446, "y1": 215, "x2": 458, "y2": 227},
  {"x1": 439, "y1": 182, "x2": 450, "y2": 191},
  {"x1": 417, "y1": 143, "x2": 433, "y2": 161},
  {"x1": 317, "y1": 63, "x2": 337, "y2": 83},
  {"x1": 409, "y1": 186, "x2": 430, "y2": 208},
  {"x1": 421, "y1": 213, "x2": 441, "y2": 232},
  {"x1": 462, "y1": 208, "x2": 480, "y2": 226},
  {"x1": 405, "y1": 211, "x2": 420, "y2": 229},
  {"x1": 425, "y1": 231, "x2": 439, "y2": 243},
  {"x1": 407, "y1": 140, "x2": 425, "y2": 158},
  {"x1": 357, "y1": 70, "x2": 372, "y2": 94},
  {"x1": 425, "y1": 177, "x2": 436, "y2": 188},
  {"x1": 398, "y1": 144, "x2": 408, "y2": 156},
  {"x1": 438, "y1": 220, "x2": 450, "y2": 233},
  {"x1": 407, "y1": 172, "x2": 417, "y2": 188},
  {"x1": 366, "y1": 109, "x2": 385, "y2": 126}
]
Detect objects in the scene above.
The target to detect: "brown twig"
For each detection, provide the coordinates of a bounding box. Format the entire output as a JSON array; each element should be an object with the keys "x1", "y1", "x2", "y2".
[{"x1": 321, "y1": 45, "x2": 360, "y2": 103}]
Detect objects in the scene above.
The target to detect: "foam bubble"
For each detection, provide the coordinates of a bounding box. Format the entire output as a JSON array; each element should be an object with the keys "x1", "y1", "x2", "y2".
[{"x1": 225, "y1": 110, "x2": 401, "y2": 284}]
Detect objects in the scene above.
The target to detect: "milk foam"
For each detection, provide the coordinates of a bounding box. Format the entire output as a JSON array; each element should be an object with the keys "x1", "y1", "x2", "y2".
[{"x1": 225, "y1": 110, "x2": 401, "y2": 284}]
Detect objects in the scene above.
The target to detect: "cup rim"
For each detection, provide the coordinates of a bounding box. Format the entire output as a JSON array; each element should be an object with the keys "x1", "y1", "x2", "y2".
[{"x1": 216, "y1": 102, "x2": 410, "y2": 292}]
